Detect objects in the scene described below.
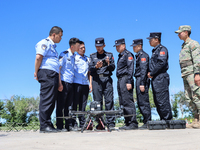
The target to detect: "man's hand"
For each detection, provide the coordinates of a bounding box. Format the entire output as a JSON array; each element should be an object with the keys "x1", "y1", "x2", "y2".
[
  {"x1": 147, "y1": 72, "x2": 153, "y2": 78},
  {"x1": 105, "y1": 56, "x2": 110, "y2": 66},
  {"x1": 140, "y1": 85, "x2": 145, "y2": 92},
  {"x1": 126, "y1": 83, "x2": 132, "y2": 90},
  {"x1": 34, "y1": 72, "x2": 38, "y2": 81},
  {"x1": 89, "y1": 84, "x2": 92, "y2": 93},
  {"x1": 58, "y1": 82, "x2": 63, "y2": 92},
  {"x1": 95, "y1": 61, "x2": 103, "y2": 68},
  {"x1": 194, "y1": 74, "x2": 200, "y2": 86}
]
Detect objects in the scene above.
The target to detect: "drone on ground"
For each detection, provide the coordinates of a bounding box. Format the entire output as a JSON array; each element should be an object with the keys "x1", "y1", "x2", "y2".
[{"x1": 57, "y1": 101, "x2": 134, "y2": 133}]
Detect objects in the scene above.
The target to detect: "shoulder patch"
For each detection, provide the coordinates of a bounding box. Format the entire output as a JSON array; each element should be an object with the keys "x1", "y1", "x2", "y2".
[
  {"x1": 141, "y1": 58, "x2": 146, "y2": 63},
  {"x1": 160, "y1": 51, "x2": 165, "y2": 56},
  {"x1": 41, "y1": 44, "x2": 47, "y2": 50},
  {"x1": 59, "y1": 57, "x2": 63, "y2": 62},
  {"x1": 128, "y1": 56, "x2": 133, "y2": 61}
]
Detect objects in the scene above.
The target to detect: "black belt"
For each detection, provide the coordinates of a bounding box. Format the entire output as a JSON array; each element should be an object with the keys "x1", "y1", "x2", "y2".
[
  {"x1": 117, "y1": 75, "x2": 127, "y2": 79},
  {"x1": 180, "y1": 61, "x2": 193, "y2": 68},
  {"x1": 95, "y1": 74, "x2": 110, "y2": 78}
]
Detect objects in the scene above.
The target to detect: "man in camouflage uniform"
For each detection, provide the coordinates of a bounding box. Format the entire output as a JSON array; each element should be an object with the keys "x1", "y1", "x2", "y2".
[{"x1": 175, "y1": 25, "x2": 200, "y2": 128}]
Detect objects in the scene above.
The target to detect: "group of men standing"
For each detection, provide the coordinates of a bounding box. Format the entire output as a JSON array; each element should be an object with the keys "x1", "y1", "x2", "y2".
[{"x1": 34, "y1": 25, "x2": 200, "y2": 133}]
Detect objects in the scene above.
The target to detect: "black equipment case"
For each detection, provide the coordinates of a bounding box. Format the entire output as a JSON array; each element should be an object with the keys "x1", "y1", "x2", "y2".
[
  {"x1": 147, "y1": 120, "x2": 167, "y2": 130},
  {"x1": 166, "y1": 120, "x2": 186, "y2": 129}
]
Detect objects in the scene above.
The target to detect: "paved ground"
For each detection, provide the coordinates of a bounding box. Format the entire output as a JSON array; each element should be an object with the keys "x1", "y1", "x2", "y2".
[{"x1": 0, "y1": 128, "x2": 200, "y2": 150}]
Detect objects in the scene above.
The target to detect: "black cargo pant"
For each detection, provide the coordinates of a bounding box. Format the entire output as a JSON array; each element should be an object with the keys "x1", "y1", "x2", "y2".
[
  {"x1": 37, "y1": 69, "x2": 58, "y2": 129},
  {"x1": 136, "y1": 77, "x2": 151, "y2": 124},
  {"x1": 56, "y1": 81, "x2": 74, "y2": 129},
  {"x1": 73, "y1": 83, "x2": 89, "y2": 128},
  {"x1": 92, "y1": 76, "x2": 115, "y2": 126},
  {"x1": 117, "y1": 76, "x2": 138, "y2": 127},
  {"x1": 151, "y1": 72, "x2": 172, "y2": 120}
]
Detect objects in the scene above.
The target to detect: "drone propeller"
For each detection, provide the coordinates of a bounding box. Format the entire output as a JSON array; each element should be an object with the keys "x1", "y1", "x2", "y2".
[
  {"x1": 56, "y1": 116, "x2": 75, "y2": 119},
  {"x1": 70, "y1": 111, "x2": 88, "y2": 115}
]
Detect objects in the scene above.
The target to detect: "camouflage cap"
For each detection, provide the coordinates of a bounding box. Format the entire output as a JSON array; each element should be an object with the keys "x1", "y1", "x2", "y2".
[{"x1": 175, "y1": 25, "x2": 191, "y2": 33}]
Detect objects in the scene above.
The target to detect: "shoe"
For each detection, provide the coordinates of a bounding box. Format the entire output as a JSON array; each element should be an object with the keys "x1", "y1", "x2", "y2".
[
  {"x1": 40, "y1": 126, "x2": 57, "y2": 133},
  {"x1": 192, "y1": 119, "x2": 200, "y2": 129},
  {"x1": 96, "y1": 124, "x2": 105, "y2": 130},
  {"x1": 109, "y1": 126, "x2": 116, "y2": 131},
  {"x1": 119, "y1": 125, "x2": 127, "y2": 130},
  {"x1": 125, "y1": 124, "x2": 138, "y2": 130},
  {"x1": 68, "y1": 126, "x2": 81, "y2": 131},
  {"x1": 139, "y1": 124, "x2": 148, "y2": 130},
  {"x1": 73, "y1": 126, "x2": 82, "y2": 131},
  {"x1": 57, "y1": 128, "x2": 68, "y2": 132}
]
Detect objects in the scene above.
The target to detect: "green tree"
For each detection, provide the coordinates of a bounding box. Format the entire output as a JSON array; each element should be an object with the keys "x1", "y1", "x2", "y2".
[
  {"x1": 0, "y1": 100, "x2": 4, "y2": 116},
  {"x1": 171, "y1": 95, "x2": 179, "y2": 119},
  {"x1": 171, "y1": 91, "x2": 194, "y2": 119},
  {"x1": 1, "y1": 95, "x2": 39, "y2": 123}
]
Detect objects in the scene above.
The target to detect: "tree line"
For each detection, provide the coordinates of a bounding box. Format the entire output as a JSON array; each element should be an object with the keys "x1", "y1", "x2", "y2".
[{"x1": 0, "y1": 89, "x2": 194, "y2": 125}]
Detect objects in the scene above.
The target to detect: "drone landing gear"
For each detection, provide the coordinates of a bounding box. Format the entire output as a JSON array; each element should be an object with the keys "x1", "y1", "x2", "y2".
[{"x1": 81, "y1": 115, "x2": 111, "y2": 133}]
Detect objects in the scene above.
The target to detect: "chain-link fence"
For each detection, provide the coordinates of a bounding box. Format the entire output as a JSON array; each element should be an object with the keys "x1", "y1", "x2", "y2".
[{"x1": 0, "y1": 122, "x2": 40, "y2": 132}]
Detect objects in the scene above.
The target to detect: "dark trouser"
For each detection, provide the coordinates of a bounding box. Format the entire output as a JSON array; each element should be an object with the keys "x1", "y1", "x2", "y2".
[
  {"x1": 92, "y1": 76, "x2": 115, "y2": 126},
  {"x1": 73, "y1": 83, "x2": 89, "y2": 128},
  {"x1": 117, "y1": 76, "x2": 138, "y2": 127},
  {"x1": 136, "y1": 77, "x2": 151, "y2": 124},
  {"x1": 151, "y1": 73, "x2": 172, "y2": 120},
  {"x1": 37, "y1": 69, "x2": 58, "y2": 129},
  {"x1": 56, "y1": 81, "x2": 74, "y2": 129}
]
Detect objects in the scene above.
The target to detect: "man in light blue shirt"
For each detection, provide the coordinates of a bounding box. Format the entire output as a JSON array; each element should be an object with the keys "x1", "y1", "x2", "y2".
[
  {"x1": 56, "y1": 38, "x2": 81, "y2": 132},
  {"x1": 73, "y1": 41, "x2": 92, "y2": 128},
  {"x1": 34, "y1": 26, "x2": 63, "y2": 133}
]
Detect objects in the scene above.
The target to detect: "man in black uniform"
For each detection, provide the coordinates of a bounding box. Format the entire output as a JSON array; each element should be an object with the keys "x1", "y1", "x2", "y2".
[
  {"x1": 147, "y1": 32, "x2": 172, "y2": 120},
  {"x1": 131, "y1": 39, "x2": 151, "y2": 129},
  {"x1": 89, "y1": 37, "x2": 115, "y2": 130},
  {"x1": 114, "y1": 38, "x2": 138, "y2": 130}
]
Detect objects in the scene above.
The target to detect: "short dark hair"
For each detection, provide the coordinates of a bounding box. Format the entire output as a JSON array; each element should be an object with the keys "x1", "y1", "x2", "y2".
[
  {"x1": 187, "y1": 31, "x2": 191, "y2": 37},
  {"x1": 79, "y1": 41, "x2": 84, "y2": 45},
  {"x1": 49, "y1": 26, "x2": 63, "y2": 36},
  {"x1": 139, "y1": 44, "x2": 143, "y2": 47},
  {"x1": 69, "y1": 38, "x2": 81, "y2": 47},
  {"x1": 155, "y1": 38, "x2": 161, "y2": 43}
]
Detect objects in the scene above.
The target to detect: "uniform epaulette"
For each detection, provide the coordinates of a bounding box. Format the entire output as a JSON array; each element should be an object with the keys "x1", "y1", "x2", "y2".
[
  {"x1": 45, "y1": 39, "x2": 49, "y2": 41},
  {"x1": 106, "y1": 52, "x2": 112, "y2": 54},
  {"x1": 90, "y1": 52, "x2": 96, "y2": 55},
  {"x1": 63, "y1": 51, "x2": 68, "y2": 54}
]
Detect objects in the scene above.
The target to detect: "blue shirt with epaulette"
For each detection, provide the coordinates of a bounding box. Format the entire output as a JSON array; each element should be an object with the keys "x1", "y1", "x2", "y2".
[
  {"x1": 73, "y1": 53, "x2": 89, "y2": 85},
  {"x1": 59, "y1": 48, "x2": 75, "y2": 83},
  {"x1": 35, "y1": 37, "x2": 59, "y2": 73}
]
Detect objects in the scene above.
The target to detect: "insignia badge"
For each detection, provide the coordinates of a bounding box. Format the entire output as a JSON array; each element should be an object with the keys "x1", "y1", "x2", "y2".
[
  {"x1": 128, "y1": 57, "x2": 133, "y2": 61},
  {"x1": 141, "y1": 58, "x2": 146, "y2": 63},
  {"x1": 41, "y1": 44, "x2": 47, "y2": 50},
  {"x1": 97, "y1": 41, "x2": 100, "y2": 43},
  {"x1": 115, "y1": 41, "x2": 117, "y2": 43},
  {"x1": 160, "y1": 51, "x2": 165, "y2": 56},
  {"x1": 133, "y1": 41, "x2": 134, "y2": 44},
  {"x1": 59, "y1": 57, "x2": 63, "y2": 62}
]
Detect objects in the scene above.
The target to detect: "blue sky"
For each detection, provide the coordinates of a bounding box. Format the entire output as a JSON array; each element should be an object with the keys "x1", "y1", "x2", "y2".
[{"x1": 0, "y1": 0, "x2": 200, "y2": 103}]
